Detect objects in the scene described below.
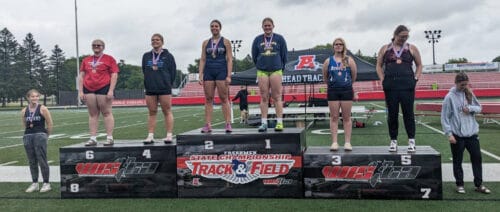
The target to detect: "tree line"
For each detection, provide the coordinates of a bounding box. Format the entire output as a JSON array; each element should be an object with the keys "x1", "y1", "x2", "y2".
[{"x1": 0, "y1": 27, "x2": 185, "y2": 107}]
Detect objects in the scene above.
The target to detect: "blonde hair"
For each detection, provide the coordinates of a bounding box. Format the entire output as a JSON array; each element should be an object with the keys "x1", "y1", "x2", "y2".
[
  {"x1": 25, "y1": 89, "x2": 40, "y2": 99},
  {"x1": 92, "y1": 39, "x2": 105, "y2": 47},
  {"x1": 333, "y1": 38, "x2": 349, "y2": 67}
]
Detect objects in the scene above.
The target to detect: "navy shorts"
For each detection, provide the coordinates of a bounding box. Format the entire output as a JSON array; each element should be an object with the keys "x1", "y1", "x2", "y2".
[
  {"x1": 83, "y1": 84, "x2": 110, "y2": 95},
  {"x1": 327, "y1": 87, "x2": 353, "y2": 101},
  {"x1": 203, "y1": 69, "x2": 227, "y2": 81}
]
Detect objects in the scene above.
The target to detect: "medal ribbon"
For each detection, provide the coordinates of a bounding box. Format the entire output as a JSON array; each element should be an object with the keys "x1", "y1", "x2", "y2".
[
  {"x1": 211, "y1": 38, "x2": 221, "y2": 57},
  {"x1": 152, "y1": 49, "x2": 163, "y2": 65},
  {"x1": 28, "y1": 104, "x2": 37, "y2": 125},
  {"x1": 264, "y1": 34, "x2": 273, "y2": 49},
  {"x1": 392, "y1": 42, "x2": 406, "y2": 60},
  {"x1": 91, "y1": 54, "x2": 104, "y2": 70}
]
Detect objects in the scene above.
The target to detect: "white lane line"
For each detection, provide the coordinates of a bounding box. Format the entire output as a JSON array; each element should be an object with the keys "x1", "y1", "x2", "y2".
[
  {"x1": 0, "y1": 161, "x2": 18, "y2": 166},
  {"x1": 0, "y1": 144, "x2": 23, "y2": 150},
  {"x1": 481, "y1": 150, "x2": 500, "y2": 161}
]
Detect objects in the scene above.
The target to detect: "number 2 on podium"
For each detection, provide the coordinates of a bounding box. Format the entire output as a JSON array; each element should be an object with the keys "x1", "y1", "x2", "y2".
[{"x1": 205, "y1": 141, "x2": 214, "y2": 149}]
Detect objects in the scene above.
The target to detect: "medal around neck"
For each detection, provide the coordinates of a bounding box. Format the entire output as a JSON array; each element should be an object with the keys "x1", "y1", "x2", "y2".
[{"x1": 152, "y1": 50, "x2": 163, "y2": 71}]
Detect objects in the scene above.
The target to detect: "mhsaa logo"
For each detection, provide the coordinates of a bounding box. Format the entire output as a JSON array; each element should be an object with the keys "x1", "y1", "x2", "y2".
[{"x1": 185, "y1": 154, "x2": 295, "y2": 184}]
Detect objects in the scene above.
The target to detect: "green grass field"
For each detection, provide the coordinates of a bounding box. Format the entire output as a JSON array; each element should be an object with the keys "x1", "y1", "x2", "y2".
[{"x1": 0, "y1": 101, "x2": 498, "y2": 211}]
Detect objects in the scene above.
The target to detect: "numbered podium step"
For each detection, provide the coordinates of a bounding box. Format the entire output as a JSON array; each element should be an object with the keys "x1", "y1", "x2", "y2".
[
  {"x1": 60, "y1": 141, "x2": 177, "y2": 198},
  {"x1": 304, "y1": 146, "x2": 442, "y2": 200},
  {"x1": 176, "y1": 128, "x2": 305, "y2": 198}
]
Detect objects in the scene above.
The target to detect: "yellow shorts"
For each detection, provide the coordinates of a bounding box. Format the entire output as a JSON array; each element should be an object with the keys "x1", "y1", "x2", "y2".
[{"x1": 257, "y1": 69, "x2": 283, "y2": 77}]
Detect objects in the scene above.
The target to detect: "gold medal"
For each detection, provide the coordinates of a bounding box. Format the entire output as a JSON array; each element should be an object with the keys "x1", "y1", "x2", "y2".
[
  {"x1": 92, "y1": 69, "x2": 97, "y2": 73},
  {"x1": 29, "y1": 123, "x2": 33, "y2": 128},
  {"x1": 396, "y1": 59, "x2": 402, "y2": 64},
  {"x1": 152, "y1": 65, "x2": 158, "y2": 71},
  {"x1": 212, "y1": 53, "x2": 216, "y2": 59}
]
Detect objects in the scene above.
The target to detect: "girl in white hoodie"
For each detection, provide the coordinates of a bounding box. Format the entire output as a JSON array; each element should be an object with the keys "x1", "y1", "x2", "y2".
[{"x1": 441, "y1": 72, "x2": 490, "y2": 194}]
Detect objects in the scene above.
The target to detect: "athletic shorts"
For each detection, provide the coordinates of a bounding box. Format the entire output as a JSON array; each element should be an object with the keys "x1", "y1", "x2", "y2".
[
  {"x1": 240, "y1": 104, "x2": 248, "y2": 111},
  {"x1": 145, "y1": 90, "x2": 172, "y2": 96},
  {"x1": 327, "y1": 87, "x2": 353, "y2": 101},
  {"x1": 83, "y1": 84, "x2": 110, "y2": 95},
  {"x1": 257, "y1": 70, "x2": 283, "y2": 77},
  {"x1": 203, "y1": 69, "x2": 227, "y2": 81}
]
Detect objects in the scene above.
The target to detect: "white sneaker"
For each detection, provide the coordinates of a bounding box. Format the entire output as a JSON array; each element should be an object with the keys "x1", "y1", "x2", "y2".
[
  {"x1": 143, "y1": 135, "x2": 154, "y2": 144},
  {"x1": 25, "y1": 183, "x2": 39, "y2": 193},
  {"x1": 40, "y1": 183, "x2": 51, "y2": 193},
  {"x1": 388, "y1": 140, "x2": 398, "y2": 152},
  {"x1": 408, "y1": 139, "x2": 416, "y2": 153}
]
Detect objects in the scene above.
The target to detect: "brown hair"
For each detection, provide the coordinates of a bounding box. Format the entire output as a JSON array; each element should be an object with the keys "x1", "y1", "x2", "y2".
[
  {"x1": 210, "y1": 19, "x2": 222, "y2": 28},
  {"x1": 455, "y1": 72, "x2": 473, "y2": 104},
  {"x1": 391, "y1": 25, "x2": 409, "y2": 42},
  {"x1": 151, "y1": 33, "x2": 164, "y2": 43},
  {"x1": 262, "y1": 17, "x2": 274, "y2": 26},
  {"x1": 332, "y1": 38, "x2": 349, "y2": 67}
]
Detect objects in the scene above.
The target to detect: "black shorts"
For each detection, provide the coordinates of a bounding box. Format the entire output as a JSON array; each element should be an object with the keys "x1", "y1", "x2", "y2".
[
  {"x1": 239, "y1": 104, "x2": 248, "y2": 111},
  {"x1": 83, "y1": 84, "x2": 110, "y2": 95},
  {"x1": 145, "y1": 90, "x2": 172, "y2": 96},
  {"x1": 327, "y1": 87, "x2": 353, "y2": 101}
]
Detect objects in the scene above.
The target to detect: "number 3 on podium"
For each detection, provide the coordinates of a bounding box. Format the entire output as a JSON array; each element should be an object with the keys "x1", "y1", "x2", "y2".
[{"x1": 331, "y1": 155, "x2": 341, "y2": 165}]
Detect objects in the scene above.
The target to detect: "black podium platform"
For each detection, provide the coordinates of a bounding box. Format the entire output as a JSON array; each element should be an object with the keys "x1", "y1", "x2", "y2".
[
  {"x1": 176, "y1": 128, "x2": 305, "y2": 198},
  {"x1": 304, "y1": 146, "x2": 442, "y2": 200},
  {"x1": 60, "y1": 141, "x2": 177, "y2": 198}
]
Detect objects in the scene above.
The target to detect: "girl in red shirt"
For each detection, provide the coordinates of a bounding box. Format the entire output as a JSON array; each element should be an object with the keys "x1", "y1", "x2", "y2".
[{"x1": 78, "y1": 39, "x2": 119, "y2": 146}]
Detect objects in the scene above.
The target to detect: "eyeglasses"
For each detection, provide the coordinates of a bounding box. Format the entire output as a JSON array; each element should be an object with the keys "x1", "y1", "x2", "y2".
[
  {"x1": 398, "y1": 35, "x2": 409, "y2": 39},
  {"x1": 151, "y1": 39, "x2": 162, "y2": 41},
  {"x1": 92, "y1": 44, "x2": 102, "y2": 47},
  {"x1": 334, "y1": 43, "x2": 344, "y2": 46}
]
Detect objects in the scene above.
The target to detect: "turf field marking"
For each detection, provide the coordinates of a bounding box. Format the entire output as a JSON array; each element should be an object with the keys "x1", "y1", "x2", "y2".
[
  {"x1": 0, "y1": 161, "x2": 18, "y2": 166},
  {"x1": 0, "y1": 144, "x2": 22, "y2": 150}
]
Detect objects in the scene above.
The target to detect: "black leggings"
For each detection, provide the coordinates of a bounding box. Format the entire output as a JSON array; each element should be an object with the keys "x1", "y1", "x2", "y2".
[
  {"x1": 450, "y1": 134, "x2": 483, "y2": 187},
  {"x1": 384, "y1": 89, "x2": 415, "y2": 140}
]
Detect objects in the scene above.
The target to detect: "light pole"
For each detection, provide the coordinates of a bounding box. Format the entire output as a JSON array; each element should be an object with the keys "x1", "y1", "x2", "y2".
[
  {"x1": 231, "y1": 40, "x2": 242, "y2": 58},
  {"x1": 424, "y1": 30, "x2": 442, "y2": 65},
  {"x1": 230, "y1": 40, "x2": 242, "y2": 72}
]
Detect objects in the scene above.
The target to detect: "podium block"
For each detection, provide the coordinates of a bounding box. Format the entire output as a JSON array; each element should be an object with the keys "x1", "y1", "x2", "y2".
[
  {"x1": 304, "y1": 146, "x2": 442, "y2": 199},
  {"x1": 176, "y1": 128, "x2": 305, "y2": 198},
  {"x1": 60, "y1": 141, "x2": 177, "y2": 198}
]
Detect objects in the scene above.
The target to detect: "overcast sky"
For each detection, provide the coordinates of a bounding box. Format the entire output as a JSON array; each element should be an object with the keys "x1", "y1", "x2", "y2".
[{"x1": 1, "y1": 0, "x2": 499, "y2": 72}]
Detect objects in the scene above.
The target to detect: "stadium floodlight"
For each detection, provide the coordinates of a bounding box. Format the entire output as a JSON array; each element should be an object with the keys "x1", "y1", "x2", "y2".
[
  {"x1": 424, "y1": 30, "x2": 442, "y2": 65},
  {"x1": 231, "y1": 40, "x2": 242, "y2": 59},
  {"x1": 231, "y1": 40, "x2": 242, "y2": 72}
]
